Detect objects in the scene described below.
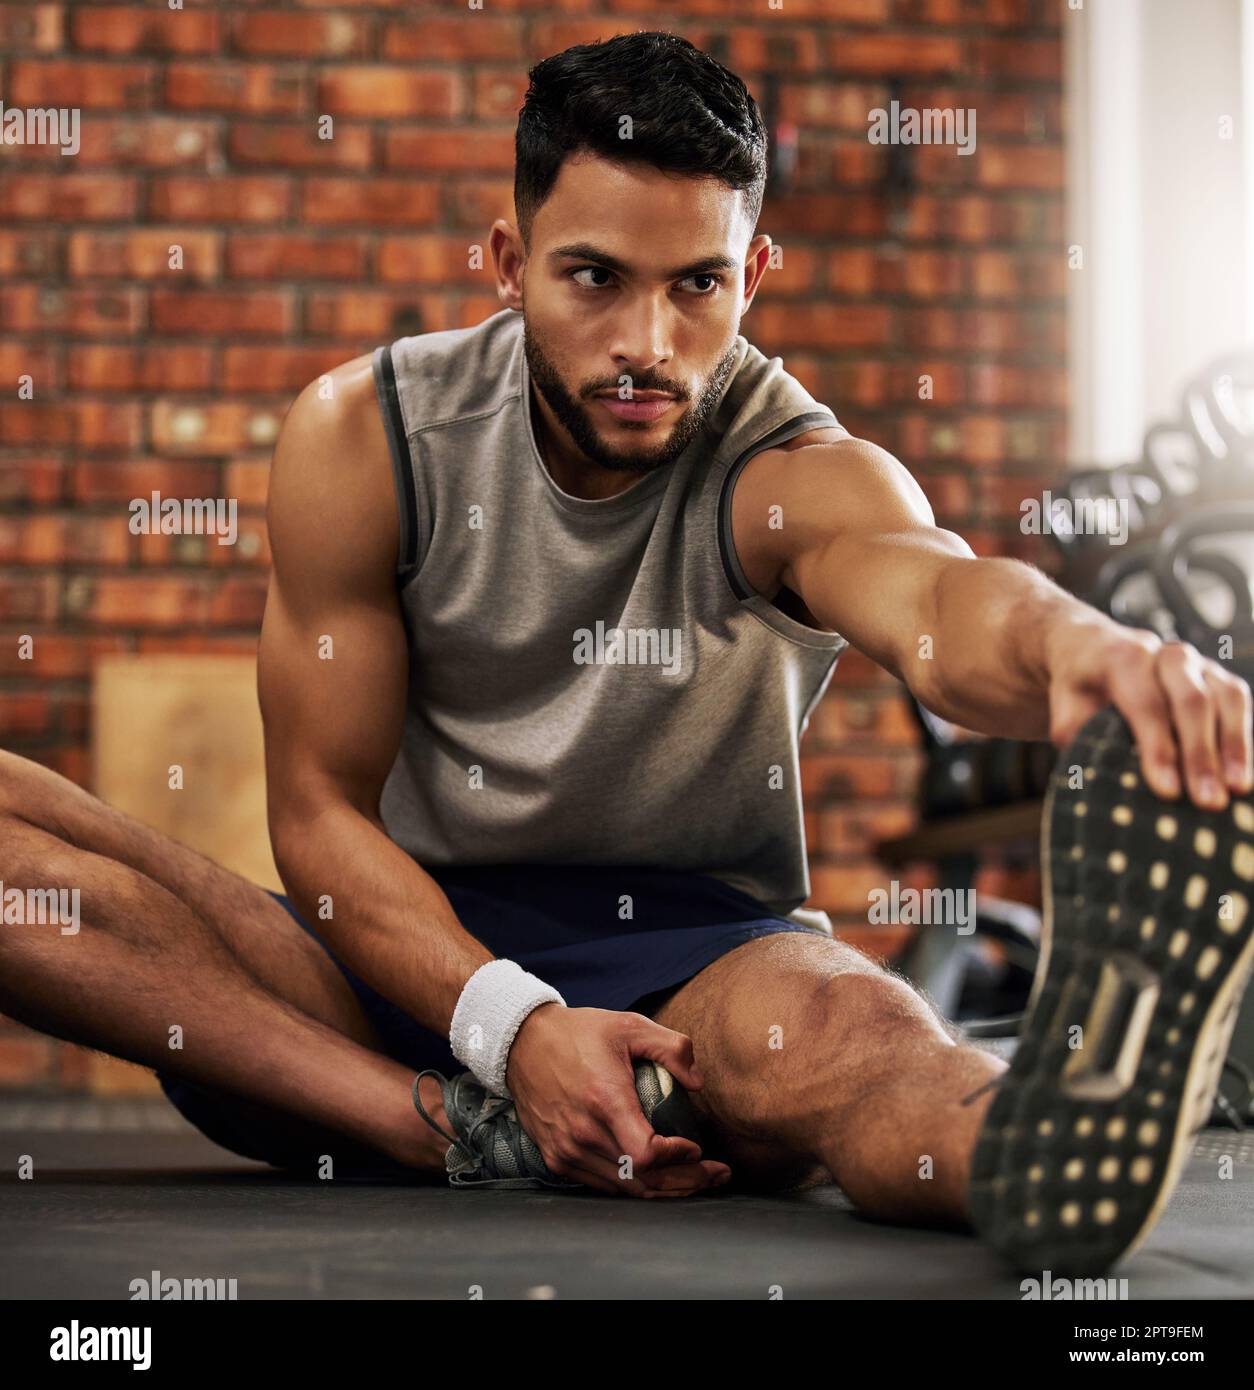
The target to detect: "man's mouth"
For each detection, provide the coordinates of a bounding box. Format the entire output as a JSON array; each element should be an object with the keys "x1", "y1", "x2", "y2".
[{"x1": 593, "y1": 390, "x2": 678, "y2": 423}]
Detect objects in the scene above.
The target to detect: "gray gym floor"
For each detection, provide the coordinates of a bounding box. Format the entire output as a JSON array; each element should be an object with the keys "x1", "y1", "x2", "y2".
[{"x1": 1, "y1": 1098, "x2": 1251, "y2": 1299}]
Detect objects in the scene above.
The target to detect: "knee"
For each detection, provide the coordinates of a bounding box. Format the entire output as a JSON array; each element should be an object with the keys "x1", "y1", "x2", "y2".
[{"x1": 804, "y1": 966, "x2": 949, "y2": 1051}]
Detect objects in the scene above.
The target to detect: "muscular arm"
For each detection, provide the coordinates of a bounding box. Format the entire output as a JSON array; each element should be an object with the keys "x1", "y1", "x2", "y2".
[
  {"x1": 258, "y1": 357, "x2": 490, "y2": 1034},
  {"x1": 733, "y1": 434, "x2": 1252, "y2": 808}
]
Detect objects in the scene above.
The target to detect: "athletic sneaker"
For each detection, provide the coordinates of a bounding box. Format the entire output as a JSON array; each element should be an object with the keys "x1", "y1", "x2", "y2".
[
  {"x1": 969, "y1": 705, "x2": 1254, "y2": 1275},
  {"x1": 413, "y1": 1059, "x2": 704, "y2": 1189}
]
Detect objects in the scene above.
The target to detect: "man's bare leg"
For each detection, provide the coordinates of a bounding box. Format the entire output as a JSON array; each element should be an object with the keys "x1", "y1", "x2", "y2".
[
  {"x1": 0, "y1": 751, "x2": 449, "y2": 1173},
  {"x1": 650, "y1": 932, "x2": 1006, "y2": 1222}
]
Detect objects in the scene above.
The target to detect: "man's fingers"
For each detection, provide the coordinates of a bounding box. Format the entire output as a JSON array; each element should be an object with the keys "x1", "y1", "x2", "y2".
[
  {"x1": 1206, "y1": 666, "x2": 1254, "y2": 793},
  {"x1": 623, "y1": 1016, "x2": 705, "y2": 1091},
  {"x1": 1102, "y1": 658, "x2": 1181, "y2": 799},
  {"x1": 1154, "y1": 643, "x2": 1226, "y2": 808}
]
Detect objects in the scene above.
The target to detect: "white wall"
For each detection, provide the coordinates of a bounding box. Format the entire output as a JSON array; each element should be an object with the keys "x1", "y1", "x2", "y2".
[{"x1": 1067, "y1": 0, "x2": 1250, "y2": 465}]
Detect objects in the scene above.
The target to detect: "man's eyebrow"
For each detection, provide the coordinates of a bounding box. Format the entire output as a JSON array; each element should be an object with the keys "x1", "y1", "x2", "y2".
[{"x1": 548, "y1": 242, "x2": 741, "y2": 280}]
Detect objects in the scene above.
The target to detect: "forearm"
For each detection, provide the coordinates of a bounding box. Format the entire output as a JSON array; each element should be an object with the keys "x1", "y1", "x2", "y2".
[
  {"x1": 271, "y1": 801, "x2": 492, "y2": 1035},
  {"x1": 915, "y1": 556, "x2": 1108, "y2": 738}
]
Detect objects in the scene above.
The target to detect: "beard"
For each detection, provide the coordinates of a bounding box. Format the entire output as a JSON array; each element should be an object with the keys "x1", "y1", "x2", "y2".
[{"x1": 523, "y1": 317, "x2": 739, "y2": 476}]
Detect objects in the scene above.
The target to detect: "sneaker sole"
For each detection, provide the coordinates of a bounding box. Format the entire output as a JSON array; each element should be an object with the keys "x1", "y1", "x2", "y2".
[{"x1": 968, "y1": 705, "x2": 1254, "y2": 1275}]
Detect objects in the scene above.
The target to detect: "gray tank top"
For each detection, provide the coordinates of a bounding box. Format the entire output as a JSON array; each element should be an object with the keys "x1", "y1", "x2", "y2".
[{"x1": 371, "y1": 308, "x2": 848, "y2": 931}]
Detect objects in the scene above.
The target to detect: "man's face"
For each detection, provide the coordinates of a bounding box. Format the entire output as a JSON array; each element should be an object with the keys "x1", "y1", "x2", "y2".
[{"x1": 510, "y1": 154, "x2": 768, "y2": 476}]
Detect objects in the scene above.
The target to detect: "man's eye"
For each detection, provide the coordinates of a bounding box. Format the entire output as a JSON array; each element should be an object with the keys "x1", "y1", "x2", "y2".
[
  {"x1": 680, "y1": 274, "x2": 721, "y2": 295},
  {"x1": 572, "y1": 267, "x2": 614, "y2": 289}
]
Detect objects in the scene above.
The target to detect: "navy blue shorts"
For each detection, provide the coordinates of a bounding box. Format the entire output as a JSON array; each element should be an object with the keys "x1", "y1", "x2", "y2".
[{"x1": 158, "y1": 863, "x2": 824, "y2": 1178}]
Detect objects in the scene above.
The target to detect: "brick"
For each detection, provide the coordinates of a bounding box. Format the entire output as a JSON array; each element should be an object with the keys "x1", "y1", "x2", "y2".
[
  {"x1": 722, "y1": 28, "x2": 824, "y2": 76},
  {"x1": 0, "y1": 230, "x2": 60, "y2": 277},
  {"x1": 149, "y1": 289, "x2": 294, "y2": 337},
  {"x1": 779, "y1": 82, "x2": 888, "y2": 130},
  {"x1": 70, "y1": 460, "x2": 220, "y2": 505},
  {"x1": 221, "y1": 345, "x2": 365, "y2": 394},
  {"x1": 0, "y1": 1035, "x2": 53, "y2": 1086},
  {"x1": 976, "y1": 145, "x2": 1065, "y2": 191},
  {"x1": 473, "y1": 69, "x2": 529, "y2": 121},
  {"x1": 0, "y1": 401, "x2": 141, "y2": 452},
  {"x1": 73, "y1": 340, "x2": 198, "y2": 409},
  {"x1": 164, "y1": 62, "x2": 305, "y2": 115},
  {"x1": 765, "y1": 193, "x2": 884, "y2": 239},
  {"x1": 527, "y1": 21, "x2": 626, "y2": 53},
  {"x1": 972, "y1": 38, "x2": 1061, "y2": 84},
  {"x1": 0, "y1": 631, "x2": 128, "y2": 679},
  {"x1": 130, "y1": 526, "x2": 243, "y2": 569},
  {"x1": 232, "y1": 12, "x2": 370, "y2": 58},
  {"x1": 302, "y1": 290, "x2": 449, "y2": 339},
  {"x1": 66, "y1": 229, "x2": 220, "y2": 282},
  {"x1": 0, "y1": 514, "x2": 131, "y2": 567},
  {"x1": 0, "y1": 174, "x2": 138, "y2": 222},
  {"x1": 136, "y1": 633, "x2": 260, "y2": 656},
  {"x1": 451, "y1": 296, "x2": 506, "y2": 329},
  {"x1": 149, "y1": 401, "x2": 285, "y2": 456},
  {"x1": 301, "y1": 178, "x2": 439, "y2": 228},
  {"x1": 0, "y1": 574, "x2": 60, "y2": 622},
  {"x1": 72, "y1": 117, "x2": 220, "y2": 170},
  {"x1": 752, "y1": 303, "x2": 891, "y2": 351},
  {"x1": 384, "y1": 128, "x2": 515, "y2": 173},
  {"x1": 3, "y1": 285, "x2": 143, "y2": 340},
  {"x1": 227, "y1": 122, "x2": 373, "y2": 171},
  {"x1": 209, "y1": 577, "x2": 268, "y2": 626},
  {"x1": 149, "y1": 176, "x2": 292, "y2": 224},
  {"x1": 377, "y1": 235, "x2": 491, "y2": 286},
  {"x1": 971, "y1": 251, "x2": 1065, "y2": 301},
  {"x1": 317, "y1": 68, "x2": 461, "y2": 119},
  {"x1": 756, "y1": 245, "x2": 821, "y2": 296},
  {"x1": 381, "y1": 16, "x2": 523, "y2": 61},
  {"x1": 823, "y1": 34, "x2": 964, "y2": 75},
  {"x1": 806, "y1": 863, "x2": 902, "y2": 917},
  {"x1": 73, "y1": 575, "x2": 213, "y2": 628},
  {"x1": 226, "y1": 234, "x2": 367, "y2": 282},
  {"x1": 0, "y1": 342, "x2": 58, "y2": 392},
  {"x1": 71, "y1": 6, "x2": 222, "y2": 54},
  {"x1": 0, "y1": 458, "x2": 64, "y2": 505},
  {"x1": 224, "y1": 459, "x2": 271, "y2": 508},
  {"x1": 447, "y1": 180, "x2": 515, "y2": 229},
  {"x1": 0, "y1": 4, "x2": 63, "y2": 52},
  {"x1": 8, "y1": 59, "x2": 153, "y2": 108}
]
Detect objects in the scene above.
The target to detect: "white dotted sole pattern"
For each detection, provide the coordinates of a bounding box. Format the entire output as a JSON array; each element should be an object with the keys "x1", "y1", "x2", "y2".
[{"x1": 968, "y1": 707, "x2": 1254, "y2": 1276}]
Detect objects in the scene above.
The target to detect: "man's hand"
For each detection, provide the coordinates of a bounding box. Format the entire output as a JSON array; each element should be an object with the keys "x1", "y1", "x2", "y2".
[
  {"x1": 504, "y1": 1003, "x2": 731, "y2": 1198},
  {"x1": 1043, "y1": 613, "x2": 1254, "y2": 809}
]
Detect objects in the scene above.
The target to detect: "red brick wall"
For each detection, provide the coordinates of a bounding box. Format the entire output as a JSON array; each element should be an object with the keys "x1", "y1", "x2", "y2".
[{"x1": 0, "y1": 1, "x2": 1061, "y2": 1089}]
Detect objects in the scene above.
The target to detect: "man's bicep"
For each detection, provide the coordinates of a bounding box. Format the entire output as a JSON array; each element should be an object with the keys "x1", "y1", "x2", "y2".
[
  {"x1": 775, "y1": 438, "x2": 974, "y2": 676},
  {"x1": 258, "y1": 368, "x2": 409, "y2": 834},
  {"x1": 258, "y1": 574, "x2": 408, "y2": 826}
]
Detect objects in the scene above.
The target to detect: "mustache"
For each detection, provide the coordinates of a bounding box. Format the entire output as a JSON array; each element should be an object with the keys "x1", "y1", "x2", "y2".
[{"x1": 585, "y1": 379, "x2": 689, "y2": 400}]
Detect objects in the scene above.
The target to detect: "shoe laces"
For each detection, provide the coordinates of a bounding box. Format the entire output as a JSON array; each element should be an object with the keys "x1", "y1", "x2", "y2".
[{"x1": 412, "y1": 1069, "x2": 520, "y2": 1168}]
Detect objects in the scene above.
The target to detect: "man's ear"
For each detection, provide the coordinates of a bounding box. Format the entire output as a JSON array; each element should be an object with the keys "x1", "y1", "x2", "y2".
[
  {"x1": 741, "y1": 234, "x2": 774, "y2": 311},
  {"x1": 491, "y1": 219, "x2": 525, "y2": 310}
]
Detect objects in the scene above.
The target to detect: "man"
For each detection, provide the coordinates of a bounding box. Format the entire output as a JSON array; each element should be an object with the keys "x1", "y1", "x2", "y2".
[{"x1": 2, "y1": 32, "x2": 1251, "y2": 1277}]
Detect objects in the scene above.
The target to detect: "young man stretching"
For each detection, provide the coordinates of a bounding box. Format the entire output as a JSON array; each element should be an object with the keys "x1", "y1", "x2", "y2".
[{"x1": 2, "y1": 33, "x2": 1251, "y2": 1276}]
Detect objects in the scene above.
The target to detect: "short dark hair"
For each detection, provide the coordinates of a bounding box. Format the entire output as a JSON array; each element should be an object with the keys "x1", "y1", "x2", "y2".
[{"x1": 514, "y1": 31, "x2": 768, "y2": 248}]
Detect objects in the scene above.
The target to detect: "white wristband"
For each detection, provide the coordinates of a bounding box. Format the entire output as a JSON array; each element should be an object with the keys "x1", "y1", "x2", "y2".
[{"x1": 449, "y1": 959, "x2": 565, "y2": 1099}]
